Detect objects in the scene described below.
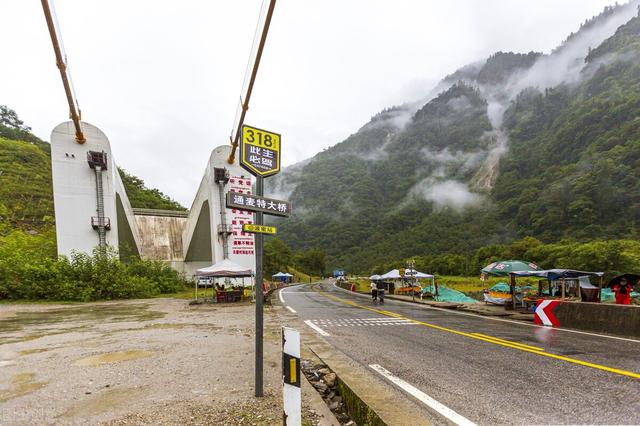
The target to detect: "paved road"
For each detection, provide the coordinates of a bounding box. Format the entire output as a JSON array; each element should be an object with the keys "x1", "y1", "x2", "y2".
[{"x1": 280, "y1": 281, "x2": 640, "y2": 425}]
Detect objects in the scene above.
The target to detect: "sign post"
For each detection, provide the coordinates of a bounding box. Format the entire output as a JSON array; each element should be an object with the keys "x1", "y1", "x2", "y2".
[
  {"x1": 282, "y1": 327, "x2": 301, "y2": 425},
  {"x1": 238, "y1": 124, "x2": 285, "y2": 399},
  {"x1": 254, "y1": 176, "x2": 265, "y2": 397}
]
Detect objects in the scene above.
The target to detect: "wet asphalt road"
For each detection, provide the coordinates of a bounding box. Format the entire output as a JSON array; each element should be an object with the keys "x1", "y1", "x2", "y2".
[{"x1": 280, "y1": 281, "x2": 640, "y2": 425}]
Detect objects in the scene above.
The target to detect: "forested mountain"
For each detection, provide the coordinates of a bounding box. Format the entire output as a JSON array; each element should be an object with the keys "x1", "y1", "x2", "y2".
[
  {"x1": 0, "y1": 107, "x2": 185, "y2": 235},
  {"x1": 268, "y1": 1, "x2": 640, "y2": 273}
]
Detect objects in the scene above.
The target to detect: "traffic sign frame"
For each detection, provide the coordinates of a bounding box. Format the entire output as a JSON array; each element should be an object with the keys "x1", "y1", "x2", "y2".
[{"x1": 240, "y1": 124, "x2": 281, "y2": 177}]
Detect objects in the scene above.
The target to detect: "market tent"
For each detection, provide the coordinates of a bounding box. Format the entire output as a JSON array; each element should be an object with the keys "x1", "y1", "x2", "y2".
[
  {"x1": 272, "y1": 272, "x2": 287, "y2": 278},
  {"x1": 195, "y1": 259, "x2": 253, "y2": 277},
  {"x1": 510, "y1": 269, "x2": 604, "y2": 279},
  {"x1": 482, "y1": 260, "x2": 540, "y2": 277},
  {"x1": 369, "y1": 274, "x2": 382, "y2": 280},
  {"x1": 380, "y1": 269, "x2": 401, "y2": 279},
  {"x1": 509, "y1": 269, "x2": 604, "y2": 307},
  {"x1": 405, "y1": 268, "x2": 434, "y2": 279}
]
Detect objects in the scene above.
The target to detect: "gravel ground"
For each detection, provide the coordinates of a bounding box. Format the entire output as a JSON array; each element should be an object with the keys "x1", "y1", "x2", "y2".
[{"x1": 0, "y1": 298, "x2": 328, "y2": 425}]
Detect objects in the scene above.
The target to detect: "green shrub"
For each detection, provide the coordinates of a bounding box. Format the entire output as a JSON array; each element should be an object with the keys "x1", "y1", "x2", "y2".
[{"x1": 0, "y1": 229, "x2": 187, "y2": 301}]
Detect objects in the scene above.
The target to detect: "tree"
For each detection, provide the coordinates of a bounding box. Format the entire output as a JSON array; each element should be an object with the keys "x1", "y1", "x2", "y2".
[
  {"x1": 263, "y1": 238, "x2": 292, "y2": 276},
  {"x1": 295, "y1": 248, "x2": 327, "y2": 277},
  {"x1": 0, "y1": 105, "x2": 30, "y2": 131}
]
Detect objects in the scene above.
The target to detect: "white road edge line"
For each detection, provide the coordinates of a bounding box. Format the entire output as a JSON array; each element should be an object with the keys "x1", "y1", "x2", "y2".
[
  {"x1": 331, "y1": 282, "x2": 640, "y2": 344},
  {"x1": 279, "y1": 288, "x2": 285, "y2": 304},
  {"x1": 286, "y1": 306, "x2": 297, "y2": 313},
  {"x1": 304, "y1": 320, "x2": 330, "y2": 336},
  {"x1": 369, "y1": 364, "x2": 476, "y2": 426}
]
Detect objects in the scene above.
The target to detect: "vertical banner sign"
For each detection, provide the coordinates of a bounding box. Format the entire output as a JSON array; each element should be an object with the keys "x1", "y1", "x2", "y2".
[
  {"x1": 228, "y1": 176, "x2": 255, "y2": 258},
  {"x1": 282, "y1": 327, "x2": 301, "y2": 426}
]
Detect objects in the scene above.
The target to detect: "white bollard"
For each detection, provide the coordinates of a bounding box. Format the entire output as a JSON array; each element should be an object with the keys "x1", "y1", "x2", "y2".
[{"x1": 282, "y1": 327, "x2": 301, "y2": 425}]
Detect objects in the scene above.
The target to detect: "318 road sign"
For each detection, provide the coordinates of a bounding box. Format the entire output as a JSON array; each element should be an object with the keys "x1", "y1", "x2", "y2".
[{"x1": 241, "y1": 124, "x2": 281, "y2": 177}]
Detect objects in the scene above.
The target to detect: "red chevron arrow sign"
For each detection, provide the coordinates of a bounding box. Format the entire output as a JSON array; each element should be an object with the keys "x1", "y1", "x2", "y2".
[{"x1": 534, "y1": 300, "x2": 561, "y2": 327}]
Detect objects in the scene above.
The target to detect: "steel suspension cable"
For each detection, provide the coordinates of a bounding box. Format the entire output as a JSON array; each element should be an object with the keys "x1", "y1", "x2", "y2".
[
  {"x1": 41, "y1": 0, "x2": 86, "y2": 144},
  {"x1": 227, "y1": 0, "x2": 276, "y2": 164}
]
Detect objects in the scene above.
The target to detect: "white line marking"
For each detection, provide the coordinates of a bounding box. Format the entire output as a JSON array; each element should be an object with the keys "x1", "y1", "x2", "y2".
[
  {"x1": 304, "y1": 320, "x2": 330, "y2": 336},
  {"x1": 331, "y1": 282, "x2": 640, "y2": 343},
  {"x1": 369, "y1": 364, "x2": 476, "y2": 426},
  {"x1": 286, "y1": 306, "x2": 296, "y2": 313},
  {"x1": 279, "y1": 289, "x2": 285, "y2": 304}
]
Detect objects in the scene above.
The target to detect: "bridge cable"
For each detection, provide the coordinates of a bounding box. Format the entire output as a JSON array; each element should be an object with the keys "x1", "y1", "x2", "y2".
[
  {"x1": 41, "y1": 0, "x2": 86, "y2": 144},
  {"x1": 227, "y1": 0, "x2": 276, "y2": 164}
]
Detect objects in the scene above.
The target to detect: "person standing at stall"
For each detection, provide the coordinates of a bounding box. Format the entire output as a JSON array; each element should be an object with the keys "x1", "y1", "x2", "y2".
[
  {"x1": 370, "y1": 281, "x2": 378, "y2": 302},
  {"x1": 612, "y1": 278, "x2": 633, "y2": 305}
]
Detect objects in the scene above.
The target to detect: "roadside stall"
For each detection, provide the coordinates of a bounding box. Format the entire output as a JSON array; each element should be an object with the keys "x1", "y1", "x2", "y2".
[
  {"x1": 379, "y1": 268, "x2": 435, "y2": 297},
  {"x1": 510, "y1": 269, "x2": 605, "y2": 311},
  {"x1": 272, "y1": 272, "x2": 288, "y2": 283},
  {"x1": 481, "y1": 260, "x2": 540, "y2": 305},
  {"x1": 195, "y1": 259, "x2": 254, "y2": 303}
]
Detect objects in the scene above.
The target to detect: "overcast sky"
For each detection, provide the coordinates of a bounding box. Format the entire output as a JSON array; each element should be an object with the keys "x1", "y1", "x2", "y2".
[{"x1": 2, "y1": 0, "x2": 618, "y2": 206}]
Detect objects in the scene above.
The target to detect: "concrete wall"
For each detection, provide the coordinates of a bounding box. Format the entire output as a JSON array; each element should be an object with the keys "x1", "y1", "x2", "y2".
[
  {"x1": 134, "y1": 213, "x2": 187, "y2": 261},
  {"x1": 553, "y1": 302, "x2": 640, "y2": 338},
  {"x1": 50, "y1": 121, "x2": 141, "y2": 257}
]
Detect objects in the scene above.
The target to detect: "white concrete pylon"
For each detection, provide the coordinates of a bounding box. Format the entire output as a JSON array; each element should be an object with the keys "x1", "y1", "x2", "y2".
[{"x1": 50, "y1": 121, "x2": 141, "y2": 258}]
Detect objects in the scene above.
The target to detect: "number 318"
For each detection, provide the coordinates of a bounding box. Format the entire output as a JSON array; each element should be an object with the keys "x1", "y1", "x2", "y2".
[{"x1": 246, "y1": 129, "x2": 274, "y2": 147}]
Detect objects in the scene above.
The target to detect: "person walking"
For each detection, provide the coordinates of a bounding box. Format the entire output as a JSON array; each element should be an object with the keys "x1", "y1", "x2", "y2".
[
  {"x1": 612, "y1": 278, "x2": 633, "y2": 305},
  {"x1": 370, "y1": 281, "x2": 378, "y2": 303}
]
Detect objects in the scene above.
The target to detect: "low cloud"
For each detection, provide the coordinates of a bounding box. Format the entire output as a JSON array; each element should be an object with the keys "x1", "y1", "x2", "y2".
[{"x1": 411, "y1": 178, "x2": 482, "y2": 210}]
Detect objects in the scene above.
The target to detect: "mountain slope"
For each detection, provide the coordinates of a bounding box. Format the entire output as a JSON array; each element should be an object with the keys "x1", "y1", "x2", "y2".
[{"x1": 268, "y1": 2, "x2": 640, "y2": 273}]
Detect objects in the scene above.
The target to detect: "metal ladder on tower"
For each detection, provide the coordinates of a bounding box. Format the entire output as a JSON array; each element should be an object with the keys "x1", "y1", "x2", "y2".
[{"x1": 94, "y1": 166, "x2": 106, "y2": 248}]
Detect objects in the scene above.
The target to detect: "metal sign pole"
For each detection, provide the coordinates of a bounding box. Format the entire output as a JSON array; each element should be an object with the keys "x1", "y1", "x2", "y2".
[{"x1": 255, "y1": 175, "x2": 264, "y2": 397}]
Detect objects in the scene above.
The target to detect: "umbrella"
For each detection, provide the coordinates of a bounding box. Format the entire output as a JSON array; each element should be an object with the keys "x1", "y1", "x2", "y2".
[
  {"x1": 481, "y1": 260, "x2": 540, "y2": 277},
  {"x1": 607, "y1": 273, "x2": 640, "y2": 288}
]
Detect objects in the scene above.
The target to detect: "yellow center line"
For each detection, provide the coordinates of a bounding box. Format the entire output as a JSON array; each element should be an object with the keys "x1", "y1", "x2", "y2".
[
  {"x1": 318, "y1": 290, "x2": 640, "y2": 380},
  {"x1": 471, "y1": 333, "x2": 545, "y2": 352}
]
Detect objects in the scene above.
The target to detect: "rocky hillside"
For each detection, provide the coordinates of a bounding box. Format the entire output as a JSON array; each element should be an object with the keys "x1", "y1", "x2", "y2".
[{"x1": 268, "y1": 2, "x2": 640, "y2": 272}]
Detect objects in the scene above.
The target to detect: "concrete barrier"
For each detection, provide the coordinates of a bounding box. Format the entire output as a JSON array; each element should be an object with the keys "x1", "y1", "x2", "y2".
[{"x1": 542, "y1": 301, "x2": 640, "y2": 338}]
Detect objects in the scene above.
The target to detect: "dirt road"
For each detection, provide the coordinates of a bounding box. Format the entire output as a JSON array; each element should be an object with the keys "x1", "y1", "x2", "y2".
[{"x1": 0, "y1": 298, "x2": 331, "y2": 425}]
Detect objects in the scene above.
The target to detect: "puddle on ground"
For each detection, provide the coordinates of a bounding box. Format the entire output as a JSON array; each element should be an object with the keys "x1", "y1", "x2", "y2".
[
  {"x1": 0, "y1": 304, "x2": 164, "y2": 344},
  {"x1": 18, "y1": 348, "x2": 52, "y2": 356},
  {"x1": 61, "y1": 387, "x2": 147, "y2": 418},
  {"x1": 74, "y1": 350, "x2": 153, "y2": 366},
  {"x1": 0, "y1": 372, "x2": 47, "y2": 402}
]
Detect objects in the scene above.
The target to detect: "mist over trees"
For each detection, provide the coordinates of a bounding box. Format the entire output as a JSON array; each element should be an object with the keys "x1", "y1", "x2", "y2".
[{"x1": 268, "y1": 4, "x2": 640, "y2": 274}]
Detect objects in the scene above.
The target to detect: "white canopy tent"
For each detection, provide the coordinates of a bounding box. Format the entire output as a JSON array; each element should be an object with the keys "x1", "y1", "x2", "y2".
[
  {"x1": 405, "y1": 268, "x2": 434, "y2": 279},
  {"x1": 194, "y1": 259, "x2": 254, "y2": 302},
  {"x1": 272, "y1": 272, "x2": 287, "y2": 278},
  {"x1": 380, "y1": 269, "x2": 402, "y2": 279},
  {"x1": 369, "y1": 274, "x2": 382, "y2": 280},
  {"x1": 196, "y1": 259, "x2": 253, "y2": 277}
]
